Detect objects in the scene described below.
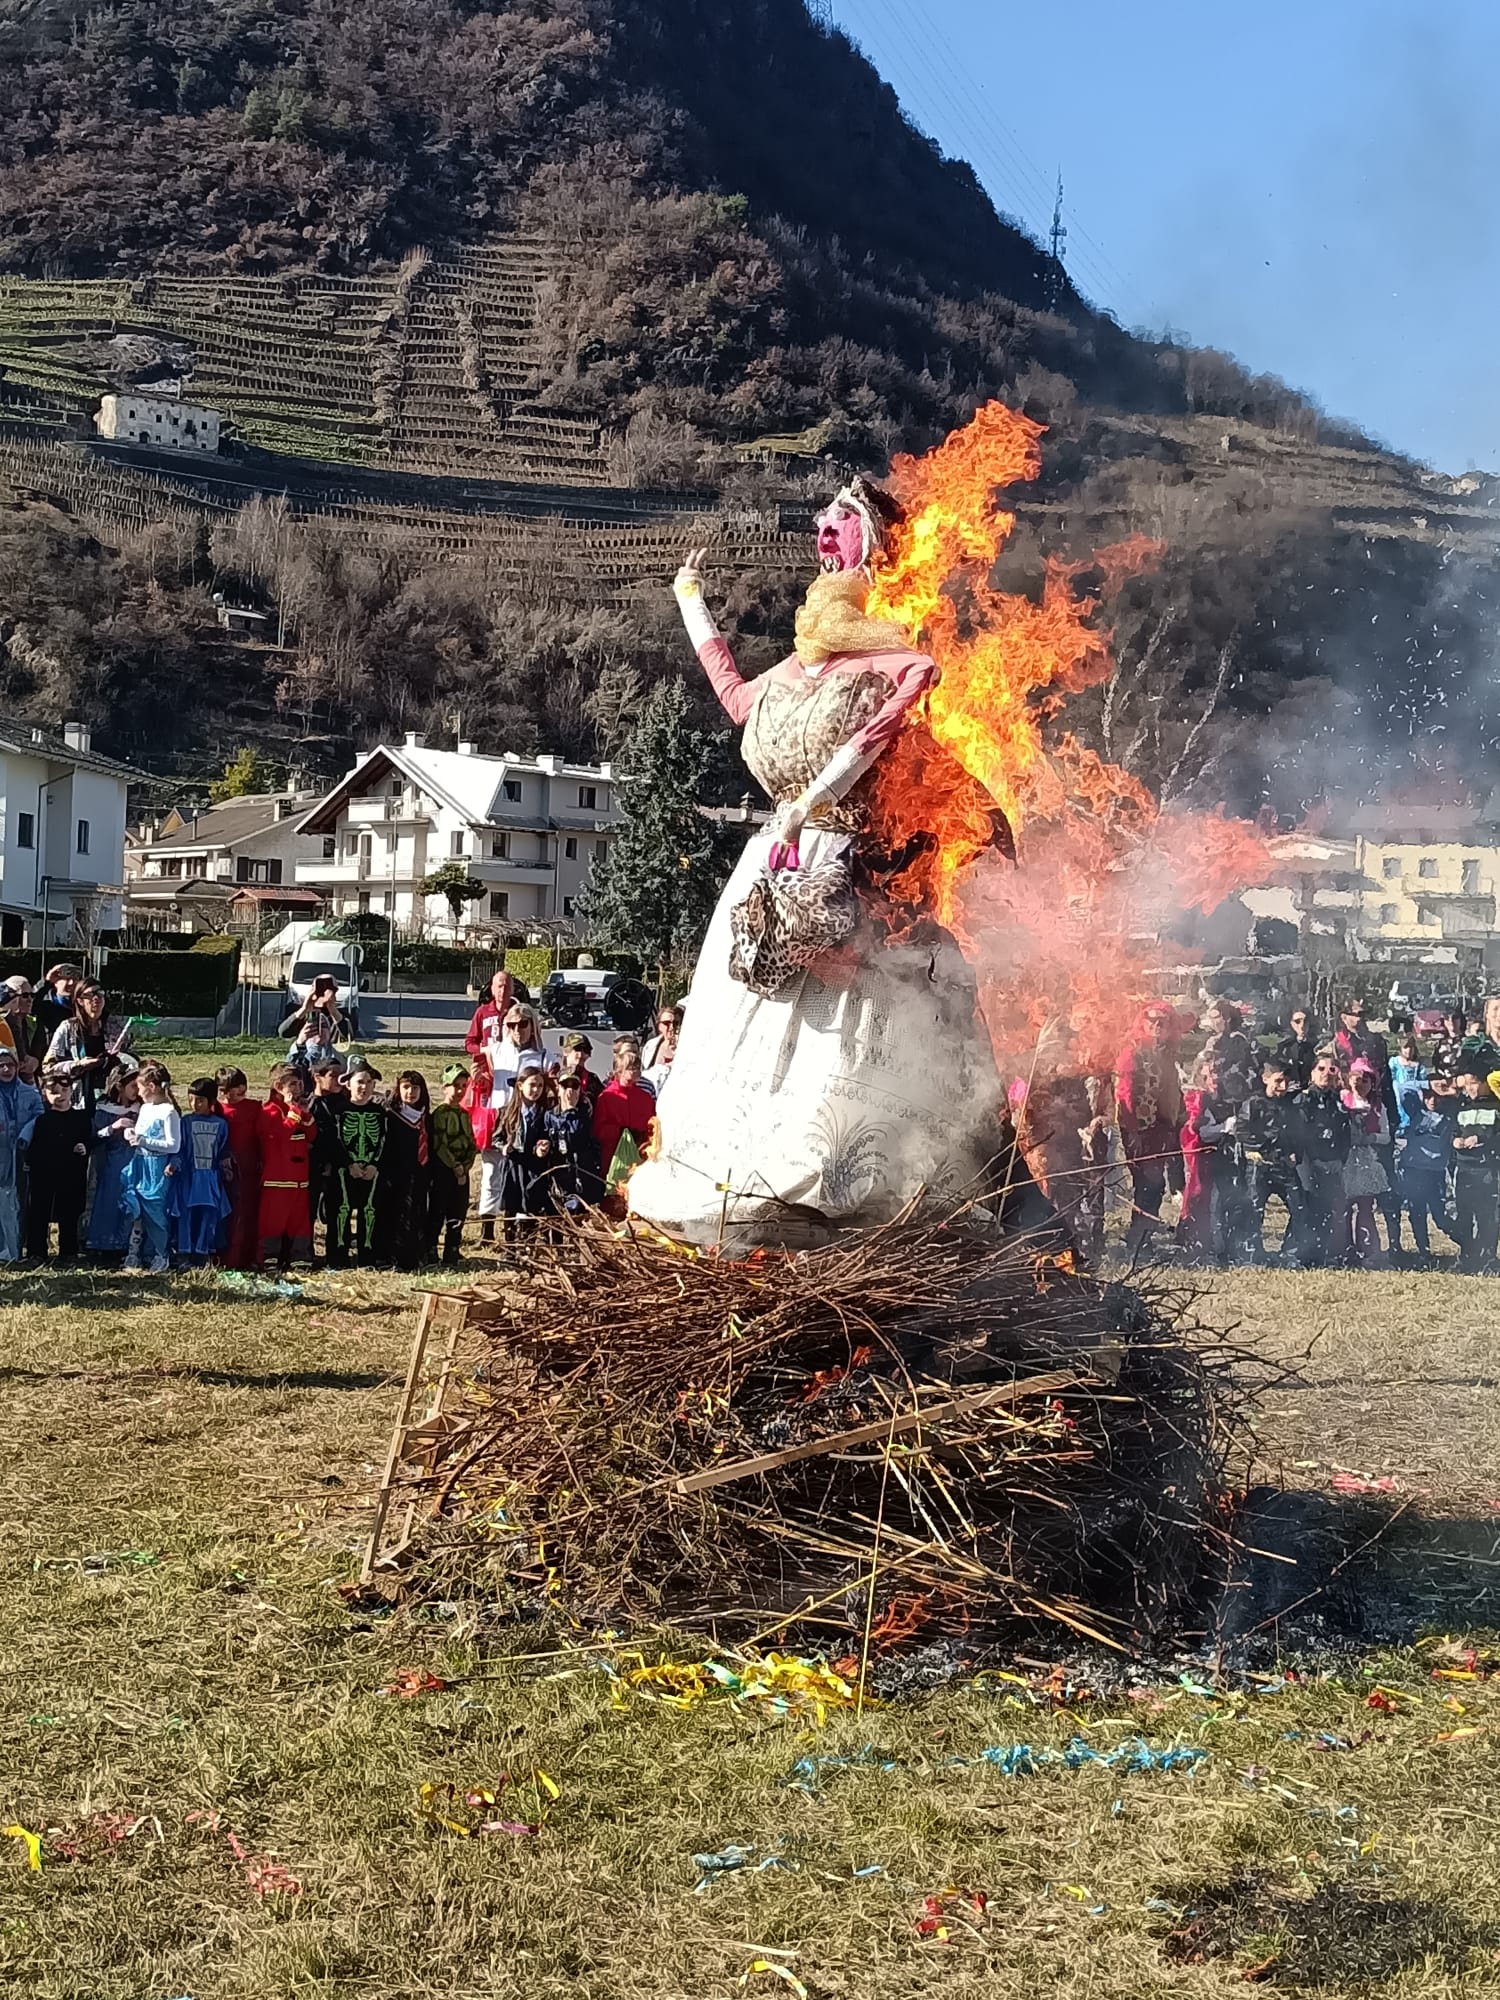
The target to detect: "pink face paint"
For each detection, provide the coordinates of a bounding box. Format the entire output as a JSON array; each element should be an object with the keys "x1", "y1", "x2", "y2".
[{"x1": 815, "y1": 503, "x2": 866, "y2": 573}]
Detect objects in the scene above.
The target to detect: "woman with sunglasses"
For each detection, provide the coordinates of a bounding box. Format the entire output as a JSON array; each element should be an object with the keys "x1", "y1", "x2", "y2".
[
  {"x1": 475, "y1": 1002, "x2": 543, "y2": 1240},
  {"x1": 45, "y1": 981, "x2": 134, "y2": 1113}
]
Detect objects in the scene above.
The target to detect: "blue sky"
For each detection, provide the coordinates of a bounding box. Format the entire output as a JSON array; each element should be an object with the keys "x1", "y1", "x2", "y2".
[{"x1": 826, "y1": 0, "x2": 1500, "y2": 472}]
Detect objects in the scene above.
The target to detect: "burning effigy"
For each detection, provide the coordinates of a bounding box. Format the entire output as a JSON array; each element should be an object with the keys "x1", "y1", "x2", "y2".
[
  {"x1": 629, "y1": 399, "x2": 1270, "y2": 1247},
  {"x1": 376, "y1": 406, "x2": 1276, "y2": 1655}
]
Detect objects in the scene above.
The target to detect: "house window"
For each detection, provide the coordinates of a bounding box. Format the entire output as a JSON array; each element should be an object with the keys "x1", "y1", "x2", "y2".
[
  {"x1": 562, "y1": 895, "x2": 576, "y2": 917},
  {"x1": 564, "y1": 836, "x2": 578, "y2": 861},
  {"x1": 76, "y1": 819, "x2": 90, "y2": 856},
  {"x1": 577, "y1": 785, "x2": 597, "y2": 810},
  {"x1": 1379, "y1": 903, "x2": 1398, "y2": 924},
  {"x1": 450, "y1": 830, "x2": 466, "y2": 858},
  {"x1": 1382, "y1": 856, "x2": 1400, "y2": 879},
  {"x1": 357, "y1": 891, "x2": 370, "y2": 915},
  {"x1": 1463, "y1": 859, "x2": 1481, "y2": 893},
  {"x1": 489, "y1": 891, "x2": 509, "y2": 919},
  {"x1": 503, "y1": 779, "x2": 522, "y2": 803},
  {"x1": 594, "y1": 838, "x2": 608, "y2": 863},
  {"x1": 378, "y1": 892, "x2": 389, "y2": 913},
  {"x1": 235, "y1": 857, "x2": 250, "y2": 883},
  {"x1": 162, "y1": 858, "x2": 183, "y2": 879},
  {"x1": 491, "y1": 834, "x2": 508, "y2": 859},
  {"x1": 186, "y1": 856, "x2": 208, "y2": 879},
  {"x1": 322, "y1": 837, "x2": 336, "y2": 860},
  {"x1": 15, "y1": 812, "x2": 33, "y2": 850},
  {"x1": 1417, "y1": 856, "x2": 1438, "y2": 879}
]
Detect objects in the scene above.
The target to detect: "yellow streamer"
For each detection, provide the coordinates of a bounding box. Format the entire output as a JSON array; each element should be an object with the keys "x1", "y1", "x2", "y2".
[{"x1": 3, "y1": 1824, "x2": 42, "y2": 1870}]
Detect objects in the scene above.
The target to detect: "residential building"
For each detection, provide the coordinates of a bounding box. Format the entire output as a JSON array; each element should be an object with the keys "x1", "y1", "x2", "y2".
[
  {"x1": 125, "y1": 790, "x2": 329, "y2": 932},
  {"x1": 1267, "y1": 794, "x2": 1500, "y2": 972},
  {"x1": 0, "y1": 720, "x2": 141, "y2": 947},
  {"x1": 294, "y1": 738, "x2": 621, "y2": 931},
  {"x1": 96, "y1": 392, "x2": 221, "y2": 453}
]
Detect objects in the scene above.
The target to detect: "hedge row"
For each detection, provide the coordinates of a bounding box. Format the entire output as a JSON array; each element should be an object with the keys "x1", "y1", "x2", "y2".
[{"x1": 0, "y1": 939, "x2": 241, "y2": 1016}]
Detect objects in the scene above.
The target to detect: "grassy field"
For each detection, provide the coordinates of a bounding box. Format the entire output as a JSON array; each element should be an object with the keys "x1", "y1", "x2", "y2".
[{"x1": 4, "y1": 1262, "x2": 1500, "y2": 1998}]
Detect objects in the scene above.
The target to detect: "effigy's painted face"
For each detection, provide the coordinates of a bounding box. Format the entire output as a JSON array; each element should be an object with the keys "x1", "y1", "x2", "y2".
[{"x1": 815, "y1": 503, "x2": 866, "y2": 574}]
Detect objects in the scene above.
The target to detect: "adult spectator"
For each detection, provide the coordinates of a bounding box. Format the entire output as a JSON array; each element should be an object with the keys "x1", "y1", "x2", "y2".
[
  {"x1": 1275, "y1": 1007, "x2": 1319, "y2": 1089},
  {"x1": 1114, "y1": 1002, "x2": 1186, "y2": 1258},
  {"x1": 1297, "y1": 1051, "x2": 1352, "y2": 1266},
  {"x1": 278, "y1": 974, "x2": 350, "y2": 1046},
  {"x1": 2, "y1": 976, "x2": 50, "y2": 1079},
  {"x1": 45, "y1": 981, "x2": 134, "y2": 1113},
  {"x1": 34, "y1": 963, "x2": 84, "y2": 1043},
  {"x1": 642, "y1": 1003, "x2": 684, "y2": 1094},
  {"x1": 466, "y1": 968, "x2": 516, "y2": 1057}
]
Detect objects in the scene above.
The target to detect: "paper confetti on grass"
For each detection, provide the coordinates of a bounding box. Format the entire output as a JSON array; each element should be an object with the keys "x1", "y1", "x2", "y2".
[
  {"x1": 416, "y1": 1770, "x2": 559, "y2": 1838},
  {"x1": 738, "y1": 1960, "x2": 807, "y2": 1998},
  {"x1": 604, "y1": 1650, "x2": 859, "y2": 1723}
]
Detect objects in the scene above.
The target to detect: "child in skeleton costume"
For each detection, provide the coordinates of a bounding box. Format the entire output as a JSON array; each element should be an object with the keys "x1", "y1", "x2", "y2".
[
  {"x1": 332, "y1": 1057, "x2": 386, "y2": 1266},
  {"x1": 628, "y1": 480, "x2": 999, "y2": 1246}
]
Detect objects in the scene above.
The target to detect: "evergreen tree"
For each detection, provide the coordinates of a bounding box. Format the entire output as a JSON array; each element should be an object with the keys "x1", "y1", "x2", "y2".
[
  {"x1": 421, "y1": 859, "x2": 486, "y2": 935},
  {"x1": 577, "y1": 678, "x2": 733, "y2": 969},
  {"x1": 209, "y1": 745, "x2": 275, "y2": 800}
]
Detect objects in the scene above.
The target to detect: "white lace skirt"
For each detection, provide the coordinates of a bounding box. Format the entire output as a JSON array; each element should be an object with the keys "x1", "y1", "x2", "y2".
[{"x1": 628, "y1": 827, "x2": 997, "y2": 1246}]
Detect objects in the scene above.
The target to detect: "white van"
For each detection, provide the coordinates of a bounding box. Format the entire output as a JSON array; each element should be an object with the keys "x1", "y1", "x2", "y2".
[{"x1": 287, "y1": 938, "x2": 365, "y2": 1027}]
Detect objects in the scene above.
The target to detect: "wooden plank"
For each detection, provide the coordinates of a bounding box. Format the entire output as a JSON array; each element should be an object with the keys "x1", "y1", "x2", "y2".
[
  {"x1": 359, "y1": 1290, "x2": 440, "y2": 1580},
  {"x1": 669, "y1": 1369, "x2": 1083, "y2": 1498}
]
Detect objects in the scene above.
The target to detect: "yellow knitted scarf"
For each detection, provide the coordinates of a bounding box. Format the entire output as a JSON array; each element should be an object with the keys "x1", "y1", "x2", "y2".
[{"x1": 793, "y1": 570, "x2": 909, "y2": 667}]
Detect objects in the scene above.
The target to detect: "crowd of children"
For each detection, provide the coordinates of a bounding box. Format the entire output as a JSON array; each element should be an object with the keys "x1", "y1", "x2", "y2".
[
  {"x1": 1130, "y1": 997, "x2": 1500, "y2": 1272},
  {"x1": 3, "y1": 1018, "x2": 673, "y2": 1274}
]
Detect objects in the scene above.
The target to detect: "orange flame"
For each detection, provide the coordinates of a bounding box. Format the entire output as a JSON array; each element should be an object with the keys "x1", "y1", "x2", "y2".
[{"x1": 863, "y1": 401, "x2": 1271, "y2": 1074}]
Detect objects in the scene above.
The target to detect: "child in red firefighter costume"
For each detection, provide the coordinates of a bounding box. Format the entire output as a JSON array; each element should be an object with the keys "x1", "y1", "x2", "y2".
[{"x1": 258, "y1": 1064, "x2": 314, "y2": 1270}]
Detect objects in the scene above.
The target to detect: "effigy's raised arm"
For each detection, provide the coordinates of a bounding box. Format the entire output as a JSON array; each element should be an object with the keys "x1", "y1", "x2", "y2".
[{"x1": 673, "y1": 549, "x2": 756, "y2": 726}]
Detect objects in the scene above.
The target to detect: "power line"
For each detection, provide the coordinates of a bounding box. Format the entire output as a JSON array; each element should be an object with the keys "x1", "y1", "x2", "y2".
[
  {"x1": 870, "y1": 0, "x2": 1136, "y2": 310},
  {"x1": 832, "y1": 0, "x2": 1141, "y2": 318}
]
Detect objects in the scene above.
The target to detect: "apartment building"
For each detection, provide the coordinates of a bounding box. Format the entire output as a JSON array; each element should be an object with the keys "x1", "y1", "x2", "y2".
[{"x1": 294, "y1": 737, "x2": 620, "y2": 931}]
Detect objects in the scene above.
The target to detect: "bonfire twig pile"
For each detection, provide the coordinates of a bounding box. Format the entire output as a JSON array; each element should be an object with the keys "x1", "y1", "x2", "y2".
[{"x1": 418, "y1": 1203, "x2": 1258, "y2": 1649}]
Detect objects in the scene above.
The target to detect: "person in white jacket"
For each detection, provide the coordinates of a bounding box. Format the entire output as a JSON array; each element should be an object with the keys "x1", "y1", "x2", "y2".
[{"x1": 122, "y1": 1063, "x2": 182, "y2": 1273}]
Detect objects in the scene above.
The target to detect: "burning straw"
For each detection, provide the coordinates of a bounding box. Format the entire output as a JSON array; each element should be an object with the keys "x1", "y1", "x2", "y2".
[{"x1": 409, "y1": 1205, "x2": 1255, "y2": 1652}]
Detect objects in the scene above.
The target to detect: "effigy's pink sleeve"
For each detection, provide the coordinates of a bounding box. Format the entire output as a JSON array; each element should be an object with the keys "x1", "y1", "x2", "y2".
[
  {"x1": 845, "y1": 653, "x2": 939, "y2": 761},
  {"x1": 695, "y1": 636, "x2": 758, "y2": 728},
  {"x1": 804, "y1": 652, "x2": 938, "y2": 805}
]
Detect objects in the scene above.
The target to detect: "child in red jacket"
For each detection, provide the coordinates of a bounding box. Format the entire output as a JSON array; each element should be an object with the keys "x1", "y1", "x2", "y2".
[
  {"x1": 259, "y1": 1064, "x2": 314, "y2": 1271},
  {"x1": 593, "y1": 1036, "x2": 657, "y2": 1191},
  {"x1": 218, "y1": 1064, "x2": 263, "y2": 1269}
]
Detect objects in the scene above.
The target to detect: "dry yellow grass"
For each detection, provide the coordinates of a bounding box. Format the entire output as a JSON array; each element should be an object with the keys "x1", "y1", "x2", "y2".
[{"x1": 2, "y1": 1264, "x2": 1500, "y2": 1997}]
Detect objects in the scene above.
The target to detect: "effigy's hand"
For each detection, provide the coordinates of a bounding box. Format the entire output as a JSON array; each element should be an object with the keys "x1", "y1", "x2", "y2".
[
  {"x1": 673, "y1": 547, "x2": 709, "y2": 603},
  {"x1": 768, "y1": 797, "x2": 808, "y2": 872}
]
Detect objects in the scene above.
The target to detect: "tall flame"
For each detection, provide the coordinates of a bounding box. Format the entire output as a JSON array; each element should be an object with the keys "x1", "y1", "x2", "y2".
[{"x1": 863, "y1": 401, "x2": 1271, "y2": 1075}]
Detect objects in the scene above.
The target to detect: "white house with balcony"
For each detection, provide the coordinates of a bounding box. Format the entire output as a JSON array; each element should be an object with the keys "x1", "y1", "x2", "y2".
[
  {"x1": 0, "y1": 720, "x2": 141, "y2": 947},
  {"x1": 294, "y1": 737, "x2": 620, "y2": 931}
]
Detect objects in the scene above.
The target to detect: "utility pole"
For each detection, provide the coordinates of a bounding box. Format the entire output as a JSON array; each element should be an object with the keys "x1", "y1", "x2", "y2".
[{"x1": 1047, "y1": 170, "x2": 1067, "y2": 309}]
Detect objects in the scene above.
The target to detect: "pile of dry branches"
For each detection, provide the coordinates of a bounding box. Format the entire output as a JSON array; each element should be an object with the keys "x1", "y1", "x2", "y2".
[{"x1": 418, "y1": 1205, "x2": 1251, "y2": 1650}]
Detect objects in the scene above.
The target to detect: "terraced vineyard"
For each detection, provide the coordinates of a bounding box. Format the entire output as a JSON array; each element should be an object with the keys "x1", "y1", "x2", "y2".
[{"x1": 0, "y1": 239, "x2": 610, "y2": 484}]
